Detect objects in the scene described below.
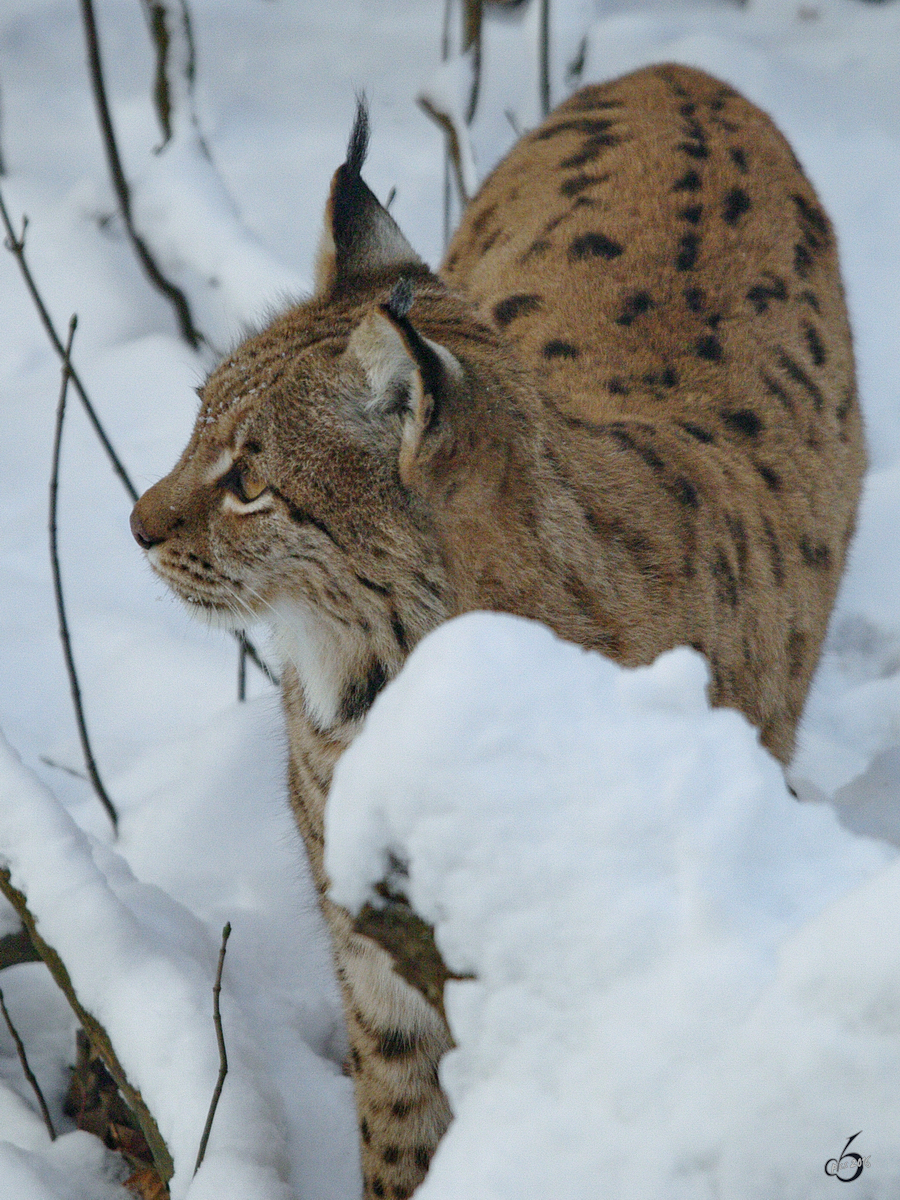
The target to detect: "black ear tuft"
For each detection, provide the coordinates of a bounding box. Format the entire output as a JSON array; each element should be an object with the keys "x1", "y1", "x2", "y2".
[
  {"x1": 384, "y1": 277, "x2": 414, "y2": 321},
  {"x1": 345, "y1": 96, "x2": 370, "y2": 179}
]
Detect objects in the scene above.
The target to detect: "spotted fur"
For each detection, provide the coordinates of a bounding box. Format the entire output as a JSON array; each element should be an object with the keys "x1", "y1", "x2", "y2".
[{"x1": 131, "y1": 64, "x2": 864, "y2": 1198}]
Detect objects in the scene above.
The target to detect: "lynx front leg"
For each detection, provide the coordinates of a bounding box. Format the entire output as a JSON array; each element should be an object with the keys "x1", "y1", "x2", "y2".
[{"x1": 328, "y1": 905, "x2": 454, "y2": 1199}]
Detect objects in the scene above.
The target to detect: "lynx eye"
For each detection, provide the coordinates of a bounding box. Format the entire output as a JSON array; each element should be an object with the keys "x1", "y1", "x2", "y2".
[{"x1": 220, "y1": 460, "x2": 268, "y2": 504}]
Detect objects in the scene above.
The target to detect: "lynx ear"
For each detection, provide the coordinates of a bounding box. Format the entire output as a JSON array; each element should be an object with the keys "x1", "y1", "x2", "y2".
[
  {"x1": 346, "y1": 280, "x2": 461, "y2": 464},
  {"x1": 315, "y1": 101, "x2": 423, "y2": 293}
]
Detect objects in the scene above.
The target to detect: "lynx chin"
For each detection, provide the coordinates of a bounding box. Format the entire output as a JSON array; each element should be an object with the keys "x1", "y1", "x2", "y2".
[{"x1": 131, "y1": 63, "x2": 864, "y2": 1199}]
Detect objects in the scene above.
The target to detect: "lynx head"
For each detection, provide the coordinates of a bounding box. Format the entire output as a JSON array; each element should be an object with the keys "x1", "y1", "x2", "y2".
[{"x1": 130, "y1": 104, "x2": 513, "y2": 731}]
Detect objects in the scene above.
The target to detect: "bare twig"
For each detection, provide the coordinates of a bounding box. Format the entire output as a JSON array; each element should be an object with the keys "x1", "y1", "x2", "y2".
[
  {"x1": 194, "y1": 922, "x2": 231, "y2": 1175},
  {"x1": 418, "y1": 96, "x2": 472, "y2": 207},
  {"x1": 538, "y1": 0, "x2": 551, "y2": 118},
  {"x1": 50, "y1": 316, "x2": 119, "y2": 833},
  {"x1": 79, "y1": 0, "x2": 203, "y2": 347},
  {"x1": 0, "y1": 191, "x2": 275, "y2": 691},
  {"x1": 0, "y1": 190, "x2": 138, "y2": 502},
  {"x1": 0, "y1": 869, "x2": 174, "y2": 1182},
  {"x1": 39, "y1": 756, "x2": 88, "y2": 782},
  {"x1": 0, "y1": 928, "x2": 41, "y2": 971},
  {"x1": 237, "y1": 634, "x2": 247, "y2": 703},
  {"x1": 0, "y1": 983, "x2": 57, "y2": 1139},
  {"x1": 139, "y1": 0, "x2": 200, "y2": 151},
  {"x1": 462, "y1": 0, "x2": 483, "y2": 124}
]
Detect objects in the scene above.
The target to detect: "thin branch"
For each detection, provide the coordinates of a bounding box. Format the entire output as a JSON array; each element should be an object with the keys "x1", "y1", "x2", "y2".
[
  {"x1": 39, "y1": 756, "x2": 88, "y2": 782},
  {"x1": 418, "y1": 96, "x2": 472, "y2": 206},
  {"x1": 194, "y1": 922, "x2": 231, "y2": 1175},
  {"x1": 441, "y1": 0, "x2": 454, "y2": 253},
  {"x1": 0, "y1": 984, "x2": 57, "y2": 1139},
  {"x1": 0, "y1": 869, "x2": 174, "y2": 1182},
  {"x1": 538, "y1": 0, "x2": 551, "y2": 118},
  {"x1": 237, "y1": 634, "x2": 247, "y2": 703},
  {"x1": 0, "y1": 189, "x2": 276, "y2": 689},
  {"x1": 139, "y1": 0, "x2": 200, "y2": 151},
  {"x1": 0, "y1": 929, "x2": 41, "y2": 971},
  {"x1": 462, "y1": 0, "x2": 483, "y2": 125},
  {"x1": 50, "y1": 316, "x2": 119, "y2": 833},
  {"x1": 78, "y1": 0, "x2": 203, "y2": 348},
  {"x1": 0, "y1": 190, "x2": 138, "y2": 502}
]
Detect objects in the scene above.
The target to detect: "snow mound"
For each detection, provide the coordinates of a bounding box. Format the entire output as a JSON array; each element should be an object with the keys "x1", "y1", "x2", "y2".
[{"x1": 327, "y1": 613, "x2": 899, "y2": 1199}]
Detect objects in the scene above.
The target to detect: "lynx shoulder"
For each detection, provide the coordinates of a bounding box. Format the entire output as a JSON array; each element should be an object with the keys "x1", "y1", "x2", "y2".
[{"x1": 131, "y1": 63, "x2": 865, "y2": 1199}]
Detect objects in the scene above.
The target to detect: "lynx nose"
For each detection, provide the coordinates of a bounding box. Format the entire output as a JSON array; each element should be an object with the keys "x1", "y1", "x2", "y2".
[{"x1": 130, "y1": 504, "x2": 164, "y2": 550}]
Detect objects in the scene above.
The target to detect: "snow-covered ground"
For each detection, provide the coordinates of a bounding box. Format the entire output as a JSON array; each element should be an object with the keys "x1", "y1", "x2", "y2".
[{"x1": 0, "y1": 0, "x2": 899, "y2": 1197}]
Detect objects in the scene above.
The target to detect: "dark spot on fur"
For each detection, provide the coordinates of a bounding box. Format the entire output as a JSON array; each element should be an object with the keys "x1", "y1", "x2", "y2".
[
  {"x1": 371, "y1": 1178, "x2": 385, "y2": 1198},
  {"x1": 470, "y1": 202, "x2": 497, "y2": 237},
  {"x1": 568, "y1": 232, "x2": 624, "y2": 261},
  {"x1": 684, "y1": 286, "x2": 705, "y2": 312},
  {"x1": 671, "y1": 477, "x2": 699, "y2": 507},
  {"x1": 679, "y1": 102, "x2": 696, "y2": 117},
  {"x1": 536, "y1": 116, "x2": 615, "y2": 140},
  {"x1": 722, "y1": 187, "x2": 751, "y2": 225},
  {"x1": 679, "y1": 204, "x2": 703, "y2": 224},
  {"x1": 351, "y1": 1048, "x2": 363, "y2": 1072},
  {"x1": 493, "y1": 293, "x2": 543, "y2": 327},
  {"x1": 414, "y1": 1147, "x2": 431, "y2": 1172},
  {"x1": 559, "y1": 139, "x2": 619, "y2": 169},
  {"x1": 673, "y1": 169, "x2": 702, "y2": 192},
  {"x1": 522, "y1": 238, "x2": 551, "y2": 262},
  {"x1": 712, "y1": 547, "x2": 739, "y2": 607},
  {"x1": 360, "y1": 1118, "x2": 371, "y2": 1144},
  {"x1": 695, "y1": 334, "x2": 723, "y2": 362},
  {"x1": 798, "y1": 288, "x2": 820, "y2": 312},
  {"x1": 382, "y1": 1146, "x2": 400, "y2": 1165},
  {"x1": 544, "y1": 340, "x2": 580, "y2": 359},
  {"x1": 607, "y1": 377, "x2": 629, "y2": 395},
  {"x1": 560, "y1": 172, "x2": 608, "y2": 197},
  {"x1": 391, "y1": 613, "x2": 409, "y2": 653},
  {"x1": 763, "y1": 518, "x2": 785, "y2": 585},
  {"x1": 787, "y1": 629, "x2": 807, "y2": 678},
  {"x1": 676, "y1": 233, "x2": 700, "y2": 271},
  {"x1": 480, "y1": 229, "x2": 501, "y2": 254},
  {"x1": 391, "y1": 1101, "x2": 413, "y2": 1119},
  {"x1": 836, "y1": 387, "x2": 854, "y2": 423},
  {"x1": 777, "y1": 349, "x2": 824, "y2": 410},
  {"x1": 340, "y1": 660, "x2": 388, "y2": 724},
  {"x1": 761, "y1": 371, "x2": 793, "y2": 411},
  {"x1": 609, "y1": 424, "x2": 664, "y2": 472},
  {"x1": 642, "y1": 366, "x2": 678, "y2": 388},
  {"x1": 730, "y1": 146, "x2": 748, "y2": 171},
  {"x1": 678, "y1": 141, "x2": 709, "y2": 159},
  {"x1": 755, "y1": 463, "x2": 781, "y2": 491},
  {"x1": 746, "y1": 273, "x2": 787, "y2": 314},
  {"x1": 616, "y1": 290, "x2": 654, "y2": 326},
  {"x1": 721, "y1": 408, "x2": 762, "y2": 436},
  {"x1": 356, "y1": 573, "x2": 391, "y2": 597},
  {"x1": 794, "y1": 241, "x2": 813, "y2": 279},
  {"x1": 803, "y1": 321, "x2": 827, "y2": 366},
  {"x1": 725, "y1": 513, "x2": 748, "y2": 572},
  {"x1": 706, "y1": 313, "x2": 721, "y2": 330},
  {"x1": 800, "y1": 536, "x2": 831, "y2": 569},
  {"x1": 680, "y1": 422, "x2": 714, "y2": 443},
  {"x1": 378, "y1": 1029, "x2": 419, "y2": 1059},
  {"x1": 792, "y1": 193, "x2": 830, "y2": 243}
]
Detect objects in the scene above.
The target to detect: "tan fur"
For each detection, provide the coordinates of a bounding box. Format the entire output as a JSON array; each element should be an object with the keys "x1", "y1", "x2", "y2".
[{"x1": 131, "y1": 64, "x2": 865, "y2": 1198}]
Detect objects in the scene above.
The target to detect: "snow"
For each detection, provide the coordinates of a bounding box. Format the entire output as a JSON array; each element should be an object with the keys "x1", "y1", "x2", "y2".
[
  {"x1": 0, "y1": 0, "x2": 899, "y2": 1197},
  {"x1": 327, "y1": 619, "x2": 898, "y2": 1198}
]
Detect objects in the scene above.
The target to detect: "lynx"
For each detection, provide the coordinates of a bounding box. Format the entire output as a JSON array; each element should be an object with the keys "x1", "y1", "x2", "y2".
[{"x1": 131, "y1": 64, "x2": 864, "y2": 1199}]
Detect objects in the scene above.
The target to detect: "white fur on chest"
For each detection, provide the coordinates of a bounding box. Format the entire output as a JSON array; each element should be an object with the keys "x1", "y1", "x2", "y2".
[{"x1": 269, "y1": 599, "x2": 371, "y2": 732}]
